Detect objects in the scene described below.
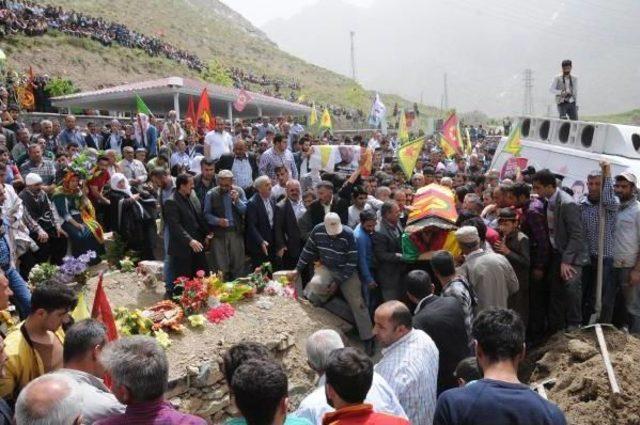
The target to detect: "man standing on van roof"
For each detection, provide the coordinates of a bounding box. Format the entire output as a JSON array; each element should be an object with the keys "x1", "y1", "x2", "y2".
[{"x1": 550, "y1": 59, "x2": 578, "y2": 120}]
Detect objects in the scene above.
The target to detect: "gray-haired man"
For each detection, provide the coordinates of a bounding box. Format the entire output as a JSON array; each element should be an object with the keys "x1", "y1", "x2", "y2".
[
  {"x1": 56, "y1": 319, "x2": 124, "y2": 424},
  {"x1": 15, "y1": 373, "x2": 83, "y2": 425},
  {"x1": 295, "y1": 329, "x2": 406, "y2": 424},
  {"x1": 96, "y1": 336, "x2": 206, "y2": 425}
]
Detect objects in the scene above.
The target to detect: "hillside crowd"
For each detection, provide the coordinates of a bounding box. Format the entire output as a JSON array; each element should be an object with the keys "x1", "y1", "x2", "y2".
[{"x1": 0, "y1": 95, "x2": 635, "y2": 424}]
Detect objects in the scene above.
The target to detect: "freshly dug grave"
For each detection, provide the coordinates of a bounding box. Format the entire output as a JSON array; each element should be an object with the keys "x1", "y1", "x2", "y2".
[
  {"x1": 84, "y1": 270, "x2": 353, "y2": 423},
  {"x1": 528, "y1": 328, "x2": 640, "y2": 425}
]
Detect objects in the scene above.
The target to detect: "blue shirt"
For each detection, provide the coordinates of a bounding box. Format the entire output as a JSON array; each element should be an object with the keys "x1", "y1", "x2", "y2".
[
  {"x1": 57, "y1": 128, "x2": 86, "y2": 147},
  {"x1": 354, "y1": 224, "x2": 375, "y2": 285},
  {"x1": 203, "y1": 188, "x2": 247, "y2": 228},
  {"x1": 434, "y1": 379, "x2": 567, "y2": 425}
]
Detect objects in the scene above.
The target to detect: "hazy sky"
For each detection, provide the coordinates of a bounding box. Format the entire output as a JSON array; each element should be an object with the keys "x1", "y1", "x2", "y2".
[
  {"x1": 222, "y1": 0, "x2": 640, "y2": 117},
  {"x1": 222, "y1": 0, "x2": 375, "y2": 26}
]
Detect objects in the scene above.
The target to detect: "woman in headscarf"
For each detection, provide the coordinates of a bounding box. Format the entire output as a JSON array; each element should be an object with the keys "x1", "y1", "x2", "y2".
[
  {"x1": 52, "y1": 170, "x2": 104, "y2": 265},
  {"x1": 108, "y1": 173, "x2": 157, "y2": 260}
]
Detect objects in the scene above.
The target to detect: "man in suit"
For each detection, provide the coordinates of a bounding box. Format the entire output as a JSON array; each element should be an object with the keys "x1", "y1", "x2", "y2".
[
  {"x1": 298, "y1": 165, "x2": 362, "y2": 238},
  {"x1": 84, "y1": 121, "x2": 103, "y2": 150},
  {"x1": 216, "y1": 139, "x2": 259, "y2": 198},
  {"x1": 373, "y1": 200, "x2": 406, "y2": 302},
  {"x1": 274, "y1": 179, "x2": 306, "y2": 270},
  {"x1": 405, "y1": 270, "x2": 469, "y2": 395},
  {"x1": 101, "y1": 119, "x2": 123, "y2": 151},
  {"x1": 164, "y1": 173, "x2": 211, "y2": 292},
  {"x1": 246, "y1": 175, "x2": 276, "y2": 269},
  {"x1": 1, "y1": 127, "x2": 16, "y2": 153},
  {"x1": 533, "y1": 169, "x2": 589, "y2": 332},
  {"x1": 203, "y1": 169, "x2": 247, "y2": 280}
]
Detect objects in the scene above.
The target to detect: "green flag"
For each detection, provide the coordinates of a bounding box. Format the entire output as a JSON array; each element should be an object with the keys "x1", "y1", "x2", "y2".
[{"x1": 135, "y1": 94, "x2": 151, "y2": 115}]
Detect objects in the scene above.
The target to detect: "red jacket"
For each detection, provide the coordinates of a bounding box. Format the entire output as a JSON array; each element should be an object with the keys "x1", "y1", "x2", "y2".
[{"x1": 322, "y1": 404, "x2": 409, "y2": 425}]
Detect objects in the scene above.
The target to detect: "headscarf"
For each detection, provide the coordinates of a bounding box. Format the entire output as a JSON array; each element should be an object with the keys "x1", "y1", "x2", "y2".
[
  {"x1": 52, "y1": 171, "x2": 82, "y2": 199},
  {"x1": 110, "y1": 173, "x2": 132, "y2": 196}
]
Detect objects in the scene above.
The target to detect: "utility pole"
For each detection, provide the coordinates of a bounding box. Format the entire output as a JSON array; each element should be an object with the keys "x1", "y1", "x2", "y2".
[
  {"x1": 523, "y1": 69, "x2": 534, "y2": 115},
  {"x1": 443, "y1": 73, "x2": 449, "y2": 111},
  {"x1": 350, "y1": 31, "x2": 357, "y2": 81}
]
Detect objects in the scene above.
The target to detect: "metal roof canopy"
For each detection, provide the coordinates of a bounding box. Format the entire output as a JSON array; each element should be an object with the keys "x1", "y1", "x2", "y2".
[{"x1": 50, "y1": 76, "x2": 310, "y2": 120}]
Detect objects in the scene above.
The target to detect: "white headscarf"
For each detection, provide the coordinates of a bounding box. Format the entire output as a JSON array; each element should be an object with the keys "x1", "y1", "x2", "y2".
[{"x1": 110, "y1": 173, "x2": 132, "y2": 196}]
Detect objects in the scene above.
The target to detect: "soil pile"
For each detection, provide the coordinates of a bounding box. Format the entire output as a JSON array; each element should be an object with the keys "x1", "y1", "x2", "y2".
[{"x1": 529, "y1": 329, "x2": 640, "y2": 425}]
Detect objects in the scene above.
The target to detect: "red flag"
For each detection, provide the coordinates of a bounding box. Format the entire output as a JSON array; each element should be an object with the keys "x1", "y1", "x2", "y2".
[
  {"x1": 196, "y1": 88, "x2": 215, "y2": 131},
  {"x1": 233, "y1": 89, "x2": 253, "y2": 112},
  {"x1": 186, "y1": 95, "x2": 197, "y2": 125},
  {"x1": 91, "y1": 273, "x2": 118, "y2": 341},
  {"x1": 440, "y1": 113, "x2": 462, "y2": 157}
]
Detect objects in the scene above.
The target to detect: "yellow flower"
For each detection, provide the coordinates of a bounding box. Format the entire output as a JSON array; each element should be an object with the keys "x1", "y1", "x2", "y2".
[
  {"x1": 187, "y1": 314, "x2": 205, "y2": 328},
  {"x1": 154, "y1": 330, "x2": 172, "y2": 349}
]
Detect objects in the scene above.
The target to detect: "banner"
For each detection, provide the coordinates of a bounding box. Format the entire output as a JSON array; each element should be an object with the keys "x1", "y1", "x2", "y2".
[
  {"x1": 500, "y1": 157, "x2": 528, "y2": 180},
  {"x1": 309, "y1": 104, "x2": 318, "y2": 126},
  {"x1": 407, "y1": 184, "x2": 458, "y2": 225},
  {"x1": 398, "y1": 136, "x2": 425, "y2": 179},
  {"x1": 233, "y1": 89, "x2": 253, "y2": 112},
  {"x1": 305, "y1": 145, "x2": 365, "y2": 174},
  {"x1": 320, "y1": 108, "x2": 332, "y2": 129}
]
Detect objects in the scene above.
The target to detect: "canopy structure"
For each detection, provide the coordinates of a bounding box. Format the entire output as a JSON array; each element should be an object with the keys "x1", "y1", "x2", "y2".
[{"x1": 50, "y1": 76, "x2": 310, "y2": 121}]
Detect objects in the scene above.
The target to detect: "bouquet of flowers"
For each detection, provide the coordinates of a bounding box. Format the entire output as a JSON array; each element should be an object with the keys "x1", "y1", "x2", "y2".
[
  {"x1": 28, "y1": 263, "x2": 59, "y2": 288},
  {"x1": 174, "y1": 273, "x2": 210, "y2": 315},
  {"x1": 54, "y1": 251, "x2": 96, "y2": 286}
]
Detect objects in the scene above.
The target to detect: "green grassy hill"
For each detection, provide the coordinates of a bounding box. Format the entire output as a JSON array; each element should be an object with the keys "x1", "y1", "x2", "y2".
[
  {"x1": 3, "y1": 0, "x2": 441, "y2": 125},
  {"x1": 585, "y1": 109, "x2": 640, "y2": 126}
]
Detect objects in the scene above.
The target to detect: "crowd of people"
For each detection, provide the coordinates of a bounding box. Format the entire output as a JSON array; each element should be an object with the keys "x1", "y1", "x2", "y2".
[
  {"x1": 0, "y1": 0, "x2": 205, "y2": 71},
  {"x1": 0, "y1": 97, "x2": 637, "y2": 424}
]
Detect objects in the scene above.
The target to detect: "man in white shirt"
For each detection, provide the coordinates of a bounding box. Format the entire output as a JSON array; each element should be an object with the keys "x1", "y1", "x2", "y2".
[
  {"x1": 204, "y1": 117, "x2": 233, "y2": 162},
  {"x1": 271, "y1": 165, "x2": 289, "y2": 201},
  {"x1": 348, "y1": 185, "x2": 372, "y2": 229},
  {"x1": 170, "y1": 139, "x2": 191, "y2": 171},
  {"x1": 373, "y1": 301, "x2": 439, "y2": 425},
  {"x1": 295, "y1": 329, "x2": 406, "y2": 424},
  {"x1": 119, "y1": 146, "x2": 148, "y2": 186}
]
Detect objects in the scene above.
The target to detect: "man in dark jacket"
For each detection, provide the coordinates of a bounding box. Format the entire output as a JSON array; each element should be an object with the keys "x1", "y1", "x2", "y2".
[
  {"x1": 216, "y1": 139, "x2": 259, "y2": 198},
  {"x1": 274, "y1": 179, "x2": 306, "y2": 270},
  {"x1": 373, "y1": 200, "x2": 406, "y2": 301},
  {"x1": 298, "y1": 165, "x2": 362, "y2": 238},
  {"x1": 164, "y1": 173, "x2": 211, "y2": 291},
  {"x1": 246, "y1": 175, "x2": 276, "y2": 269},
  {"x1": 406, "y1": 270, "x2": 469, "y2": 395}
]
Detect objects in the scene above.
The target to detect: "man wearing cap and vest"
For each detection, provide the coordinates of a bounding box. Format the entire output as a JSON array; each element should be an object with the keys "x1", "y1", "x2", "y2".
[
  {"x1": 292, "y1": 213, "x2": 374, "y2": 352},
  {"x1": 613, "y1": 171, "x2": 640, "y2": 334},
  {"x1": 204, "y1": 169, "x2": 247, "y2": 280}
]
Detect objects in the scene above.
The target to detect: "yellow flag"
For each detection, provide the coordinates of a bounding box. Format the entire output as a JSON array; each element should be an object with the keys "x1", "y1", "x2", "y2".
[
  {"x1": 398, "y1": 136, "x2": 425, "y2": 179},
  {"x1": 398, "y1": 110, "x2": 409, "y2": 145},
  {"x1": 465, "y1": 128, "x2": 472, "y2": 155},
  {"x1": 320, "y1": 108, "x2": 332, "y2": 129},
  {"x1": 71, "y1": 291, "x2": 91, "y2": 321},
  {"x1": 319, "y1": 145, "x2": 334, "y2": 168},
  {"x1": 309, "y1": 104, "x2": 318, "y2": 126},
  {"x1": 503, "y1": 124, "x2": 522, "y2": 155}
]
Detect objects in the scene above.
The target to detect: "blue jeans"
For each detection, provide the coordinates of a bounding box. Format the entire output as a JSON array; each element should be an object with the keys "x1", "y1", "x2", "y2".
[
  {"x1": 163, "y1": 226, "x2": 174, "y2": 293},
  {"x1": 6, "y1": 267, "x2": 31, "y2": 319}
]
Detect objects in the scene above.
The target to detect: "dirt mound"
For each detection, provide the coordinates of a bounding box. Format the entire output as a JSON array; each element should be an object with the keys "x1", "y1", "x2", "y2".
[{"x1": 529, "y1": 329, "x2": 640, "y2": 425}]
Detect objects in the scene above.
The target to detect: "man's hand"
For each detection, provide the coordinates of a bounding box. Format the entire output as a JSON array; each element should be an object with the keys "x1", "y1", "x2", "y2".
[
  {"x1": 276, "y1": 247, "x2": 287, "y2": 258},
  {"x1": 218, "y1": 218, "x2": 230, "y2": 228},
  {"x1": 599, "y1": 160, "x2": 611, "y2": 177},
  {"x1": 230, "y1": 189, "x2": 239, "y2": 204},
  {"x1": 189, "y1": 239, "x2": 204, "y2": 253},
  {"x1": 481, "y1": 204, "x2": 497, "y2": 218},
  {"x1": 261, "y1": 241, "x2": 269, "y2": 256},
  {"x1": 132, "y1": 194, "x2": 140, "y2": 201},
  {"x1": 560, "y1": 262, "x2": 577, "y2": 281},
  {"x1": 57, "y1": 227, "x2": 68, "y2": 238},
  {"x1": 37, "y1": 231, "x2": 49, "y2": 243},
  {"x1": 493, "y1": 240, "x2": 510, "y2": 255},
  {"x1": 532, "y1": 268, "x2": 544, "y2": 281},
  {"x1": 629, "y1": 269, "x2": 640, "y2": 286}
]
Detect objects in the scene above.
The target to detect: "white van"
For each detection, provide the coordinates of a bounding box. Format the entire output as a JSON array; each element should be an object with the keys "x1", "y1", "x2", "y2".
[{"x1": 490, "y1": 116, "x2": 640, "y2": 198}]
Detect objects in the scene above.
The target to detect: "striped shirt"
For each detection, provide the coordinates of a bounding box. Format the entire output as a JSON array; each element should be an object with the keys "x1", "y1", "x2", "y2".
[
  {"x1": 580, "y1": 177, "x2": 618, "y2": 258},
  {"x1": 258, "y1": 147, "x2": 298, "y2": 181},
  {"x1": 375, "y1": 329, "x2": 439, "y2": 425},
  {"x1": 296, "y1": 224, "x2": 358, "y2": 283}
]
